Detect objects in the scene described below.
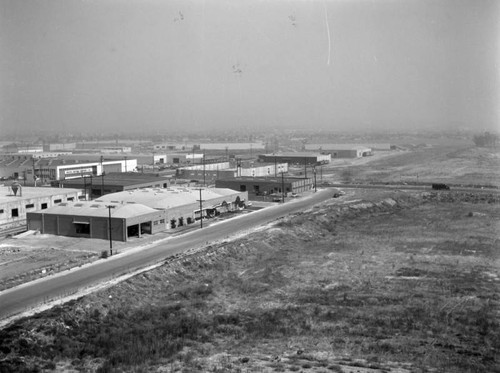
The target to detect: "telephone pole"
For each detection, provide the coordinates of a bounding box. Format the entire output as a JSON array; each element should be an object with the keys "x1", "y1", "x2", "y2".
[
  {"x1": 196, "y1": 188, "x2": 205, "y2": 228},
  {"x1": 106, "y1": 205, "x2": 114, "y2": 256},
  {"x1": 281, "y1": 172, "x2": 285, "y2": 203}
]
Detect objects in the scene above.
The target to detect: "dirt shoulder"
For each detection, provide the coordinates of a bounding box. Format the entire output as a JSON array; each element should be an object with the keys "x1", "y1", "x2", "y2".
[{"x1": 1, "y1": 189, "x2": 498, "y2": 373}]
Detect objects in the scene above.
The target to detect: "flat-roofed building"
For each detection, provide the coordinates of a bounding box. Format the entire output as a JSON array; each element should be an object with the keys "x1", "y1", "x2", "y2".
[
  {"x1": 177, "y1": 162, "x2": 288, "y2": 184},
  {"x1": 303, "y1": 144, "x2": 372, "y2": 158},
  {"x1": 27, "y1": 187, "x2": 248, "y2": 241},
  {"x1": 0, "y1": 155, "x2": 137, "y2": 183},
  {"x1": 257, "y1": 152, "x2": 331, "y2": 165},
  {"x1": 216, "y1": 176, "x2": 312, "y2": 198},
  {"x1": 0, "y1": 185, "x2": 84, "y2": 237},
  {"x1": 58, "y1": 172, "x2": 170, "y2": 198}
]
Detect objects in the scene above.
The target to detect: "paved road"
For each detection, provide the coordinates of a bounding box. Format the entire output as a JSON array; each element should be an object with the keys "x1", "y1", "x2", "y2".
[
  {"x1": 0, "y1": 189, "x2": 333, "y2": 321},
  {"x1": 326, "y1": 183, "x2": 500, "y2": 194}
]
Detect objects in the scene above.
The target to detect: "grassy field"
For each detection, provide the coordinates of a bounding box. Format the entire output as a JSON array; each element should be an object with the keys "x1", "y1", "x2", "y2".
[{"x1": 0, "y1": 189, "x2": 498, "y2": 373}]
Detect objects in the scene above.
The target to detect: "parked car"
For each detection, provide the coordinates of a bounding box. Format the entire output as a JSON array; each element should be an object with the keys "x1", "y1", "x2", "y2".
[{"x1": 432, "y1": 183, "x2": 450, "y2": 190}]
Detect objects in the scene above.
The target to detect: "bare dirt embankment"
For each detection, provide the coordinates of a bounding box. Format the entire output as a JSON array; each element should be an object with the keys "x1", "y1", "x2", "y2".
[{"x1": 1, "y1": 189, "x2": 499, "y2": 373}]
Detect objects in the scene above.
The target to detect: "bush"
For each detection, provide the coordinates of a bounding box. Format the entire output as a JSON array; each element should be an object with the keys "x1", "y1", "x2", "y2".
[{"x1": 101, "y1": 250, "x2": 109, "y2": 259}]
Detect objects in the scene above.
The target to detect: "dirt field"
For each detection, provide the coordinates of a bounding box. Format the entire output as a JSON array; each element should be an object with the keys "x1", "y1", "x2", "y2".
[
  {"x1": 0, "y1": 188, "x2": 499, "y2": 373},
  {"x1": 322, "y1": 146, "x2": 500, "y2": 187}
]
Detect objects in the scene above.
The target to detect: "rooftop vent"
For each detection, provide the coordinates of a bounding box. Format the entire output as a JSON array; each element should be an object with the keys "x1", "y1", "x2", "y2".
[
  {"x1": 74, "y1": 203, "x2": 84, "y2": 207},
  {"x1": 90, "y1": 204, "x2": 100, "y2": 208}
]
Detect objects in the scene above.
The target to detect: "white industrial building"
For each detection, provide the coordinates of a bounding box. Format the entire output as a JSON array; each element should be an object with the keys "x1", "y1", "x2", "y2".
[{"x1": 27, "y1": 187, "x2": 248, "y2": 241}]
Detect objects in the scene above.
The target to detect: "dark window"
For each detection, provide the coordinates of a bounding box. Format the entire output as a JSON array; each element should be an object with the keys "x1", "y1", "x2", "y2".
[
  {"x1": 153, "y1": 221, "x2": 159, "y2": 226},
  {"x1": 54, "y1": 199, "x2": 62, "y2": 203},
  {"x1": 0, "y1": 209, "x2": 4, "y2": 214},
  {"x1": 12, "y1": 208, "x2": 19, "y2": 217},
  {"x1": 41, "y1": 203, "x2": 48, "y2": 209},
  {"x1": 26, "y1": 203, "x2": 35, "y2": 209},
  {"x1": 67, "y1": 197, "x2": 74, "y2": 201},
  {"x1": 240, "y1": 185, "x2": 246, "y2": 192},
  {"x1": 75, "y1": 223, "x2": 90, "y2": 234},
  {"x1": 159, "y1": 219, "x2": 165, "y2": 224}
]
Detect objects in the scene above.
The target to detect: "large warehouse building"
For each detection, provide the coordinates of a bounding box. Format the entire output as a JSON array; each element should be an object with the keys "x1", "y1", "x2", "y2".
[
  {"x1": 303, "y1": 144, "x2": 372, "y2": 158},
  {"x1": 27, "y1": 187, "x2": 248, "y2": 241},
  {"x1": 258, "y1": 152, "x2": 331, "y2": 165},
  {"x1": 56, "y1": 172, "x2": 170, "y2": 198},
  {"x1": 215, "y1": 176, "x2": 312, "y2": 197}
]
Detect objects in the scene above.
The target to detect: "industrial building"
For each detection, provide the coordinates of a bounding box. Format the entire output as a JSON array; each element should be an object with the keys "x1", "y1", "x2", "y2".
[
  {"x1": 27, "y1": 187, "x2": 248, "y2": 241},
  {"x1": 303, "y1": 144, "x2": 372, "y2": 158},
  {"x1": 0, "y1": 155, "x2": 137, "y2": 183},
  {"x1": 55, "y1": 172, "x2": 170, "y2": 198},
  {"x1": 215, "y1": 176, "x2": 312, "y2": 198},
  {"x1": 257, "y1": 152, "x2": 331, "y2": 165},
  {"x1": 0, "y1": 185, "x2": 84, "y2": 237},
  {"x1": 177, "y1": 162, "x2": 288, "y2": 184}
]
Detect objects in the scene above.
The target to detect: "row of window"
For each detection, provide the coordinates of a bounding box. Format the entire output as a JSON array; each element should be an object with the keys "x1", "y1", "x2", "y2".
[
  {"x1": 153, "y1": 219, "x2": 166, "y2": 226},
  {"x1": 1, "y1": 196, "x2": 79, "y2": 218}
]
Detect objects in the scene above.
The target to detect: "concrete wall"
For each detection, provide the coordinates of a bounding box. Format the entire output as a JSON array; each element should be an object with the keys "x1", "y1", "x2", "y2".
[{"x1": 0, "y1": 190, "x2": 83, "y2": 226}]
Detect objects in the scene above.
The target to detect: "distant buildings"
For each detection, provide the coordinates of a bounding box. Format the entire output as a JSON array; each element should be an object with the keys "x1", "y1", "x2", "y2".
[
  {"x1": 303, "y1": 144, "x2": 372, "y2": 158},
  {"x1": 0, "y1": 155, "x2": 136, "y2": 183}
]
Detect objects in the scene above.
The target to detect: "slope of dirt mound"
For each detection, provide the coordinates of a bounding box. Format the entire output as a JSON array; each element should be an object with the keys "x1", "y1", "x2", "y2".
[{"x1": 0, "y1": 191, "x2": 499, "y2": 373}]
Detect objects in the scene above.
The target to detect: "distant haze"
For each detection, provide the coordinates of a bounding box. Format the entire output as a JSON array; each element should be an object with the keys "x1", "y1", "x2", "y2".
[{"x1": 1, "y1": 0, "x2": 498, "y2": 135}]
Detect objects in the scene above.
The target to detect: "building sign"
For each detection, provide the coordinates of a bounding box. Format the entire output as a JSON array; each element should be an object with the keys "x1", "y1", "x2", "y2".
[{"x1": 64, "y1": 168, "x2": 93, "y2": 175}]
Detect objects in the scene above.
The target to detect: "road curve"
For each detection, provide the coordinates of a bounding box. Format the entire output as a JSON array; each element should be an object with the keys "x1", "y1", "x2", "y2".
[{"x1": 0, "y1": 189, "x2": 332, "y2": 321}]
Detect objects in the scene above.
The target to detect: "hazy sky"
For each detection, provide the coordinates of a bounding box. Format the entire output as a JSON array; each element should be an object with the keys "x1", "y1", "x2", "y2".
[{"x1": 1, "y1": 0, "x2": 498, "y2": 134}]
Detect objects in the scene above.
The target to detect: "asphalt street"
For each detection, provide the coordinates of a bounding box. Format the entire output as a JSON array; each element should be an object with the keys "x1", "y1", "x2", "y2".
[{"x1": 0, "y1": 189, "x2": 332, "y2": 321}]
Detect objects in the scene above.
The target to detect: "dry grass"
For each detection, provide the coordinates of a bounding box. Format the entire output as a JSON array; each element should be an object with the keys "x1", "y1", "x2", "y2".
[{"x1": 1, "y1": 190, "x2": 499, "y2": 373}]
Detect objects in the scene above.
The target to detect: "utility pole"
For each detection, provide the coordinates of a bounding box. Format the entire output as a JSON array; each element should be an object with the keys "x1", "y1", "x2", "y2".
[
  {"x1": 101, "y1": 172, "x2": 105, "y2": 196},
  {"x1": 203, "y1": 153, "x2": 206, "y2": 187},
  {"x1": 83, "y1": 176, "x2": 87, "y2": 200},
  {"x1": 281, "y1": 171, "x2": 285, "y2": 203},
  {"x1": 100, "y1": 156, "x2": 104, "y2": 196},
  {"x1": 313, "y1": 166, "x2": 317, "y2": 192},
  {"x1": 304, "y1": 157, "x2": 307, "y2": 178},
  {"x1": 32, "y1": 158, "x2": 36, "y2": 187},
  {"x1": 106, "y1": 205, "x2": 114, "y2": 256},
  {"x1": 196, "y1": 188, "x2": 205, "y2": 228},
  {"x1": 89, "y1": 175, "x2": 93, "y2": 200},
  {"x1": 274, "y1": 156, "x2": 277, "y2": 177}
]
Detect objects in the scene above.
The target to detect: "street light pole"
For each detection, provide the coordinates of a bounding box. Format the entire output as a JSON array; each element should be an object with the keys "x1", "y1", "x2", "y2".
[{"x1": 106, "y1": 205, "x2": 114, "y2": 256}]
